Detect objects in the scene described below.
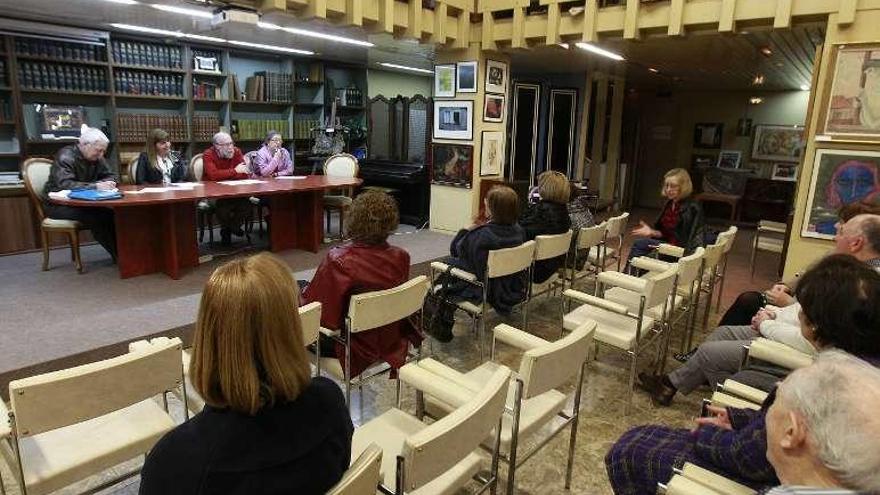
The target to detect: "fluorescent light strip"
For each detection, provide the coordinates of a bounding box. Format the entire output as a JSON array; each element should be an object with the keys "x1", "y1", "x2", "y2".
[
  {"x1": 152, "y1": 4, "x2": 214, "y2": 19},
  {"x1": 800, "y1": 84, "x2": 811, "y2": 91},
  {"x1": 111, "y1": 24, "x2": 313, "y2": 55},
  {"x1": 100, "y1": 0, "x2": 139, "y2": 4},
  {"x1": 110, "y1": 23, "x2": 182, "y2": 37},
  {"x1": 228, "y1": 40, "x2": 313, "y2": 55},
  {"x1": 184, "y1": 33, "x2": 226, "y2": 43},
  {"x1": 258, "y1": 21, "x2": 373, "y2": 47},
  {"x1": 575, "y1": 42, "x2": 624, "y2": 61},
  {"x1": 379, "y1": 62, "x2": 433, "y2": 74}
]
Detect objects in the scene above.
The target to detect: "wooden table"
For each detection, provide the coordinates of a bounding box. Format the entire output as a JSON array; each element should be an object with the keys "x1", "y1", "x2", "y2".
[{"x1": 52, "y1": 176, "x2": 362, "y2": 279}]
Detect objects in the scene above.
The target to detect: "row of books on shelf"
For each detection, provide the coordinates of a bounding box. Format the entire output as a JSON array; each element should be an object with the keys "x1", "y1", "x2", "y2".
[
  {"x1": 335, "y1": 87, "x2": 364, "y2": 107},
  {"x1": 193, "y1": 81, "x2": 223, "y2": 100},
  {"x1": 111, "y1": 40, "x2": 182, "y2": 69},
  {"x1": 294, "y1": 119, "x2": 321, "y2": 140},
  {"x1": 231, "y1": 72, "x2": 293, "y2": 103},
  {"x1": 114, "y1": 72, "x2": 184, "y2": 97},
  {"x1": 15, "y1": 39, "x2": 106, "y2": 62},
  {"x1": 116, "y1": 114, "x2": 187, "y2": 142},
  {"x1": 232, "y1": 119, "x2": 289, "y2": 141},
  {"x1": 193, "y1": 115, "x2": 222, "y2": 142},
  {"x1": 19, "y1": 63, "x2": 108, "y2": 93}
]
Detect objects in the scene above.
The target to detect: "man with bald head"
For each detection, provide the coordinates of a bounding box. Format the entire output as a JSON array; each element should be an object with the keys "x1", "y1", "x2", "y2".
[
  {"x1": 834, "y1": 213, "x2": 880, "y2": 268},
  {"x1": 202, "y1": 132, "x2": 250, "y2": 245},
  {"x1": 764, "y1": 350, "x2": 880, "y2": 494}
]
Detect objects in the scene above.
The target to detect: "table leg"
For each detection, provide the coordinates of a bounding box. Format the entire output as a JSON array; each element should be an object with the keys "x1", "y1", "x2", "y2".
[
  {"x1": 115, "y1": 203, "x2": 198, "y2": 279},
  {"x1": 268, "y1": 191, "x2": 323, "y2": 253}
]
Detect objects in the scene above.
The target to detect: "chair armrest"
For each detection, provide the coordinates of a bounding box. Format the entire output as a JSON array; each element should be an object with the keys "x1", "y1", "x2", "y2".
[
  {"x1": 710, "y1": 391, "x2": 761, "y2": 411},
  {"x1": 493, "y1": 323, "x2": 550, "y2": 352},
  {"x1": 631, "y1": 256, "x2": 673, "y2": 273},
  {"x1": 660, "y1": 475, "x2": 725, "y2": 495},
  {"x1": 719, "y1": 379, "x2": 769, "y2": 405},
  {"x1": 656, "y1": 243, "x2": 685, "y2": 258},
  {"x1": 679, "y1": 463, "x2": 757, "y2": 495},
  {"x1": 417, "y1": 358, "x2": 481, "y2": 392},
  {"x1": 758, "y1": 221, "x2": 787, "y2": 234},
  {"x1": 319, "y1": 327, "x2": 342, "y2": 341},
  {"x1": 749, "y1": 338, "x2": 814, "y2": 370},
  {"x1": 430, "y1": 261, "x2": 478, "y2": 283},
  {"x1": 0, "y1": 400, "x2": 10, "y2": 439},
  {"x1": 563, "y1": 289, "x2": 630, "y2": 315},
  {"x1": 398, "y1": 362, "x2": 477, "y2": 409},
  {"x1": 597, "y1": 271, "x2": 649, "y2": 293}
]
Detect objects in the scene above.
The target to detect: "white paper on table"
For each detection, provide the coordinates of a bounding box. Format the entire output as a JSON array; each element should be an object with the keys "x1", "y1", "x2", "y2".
[
  {"x1": 218, "y1": 179, "x2": 266, "y2": 185},
  {"x1": 275, "y1": 176, "x2": 307, "y2": 180},
  {"x1": 48, "y1": 190, "x2": 71, "y2": 200},
  {"x1": 171, "y1": 182, "x2": 202, "y2": 188},
  {"x1": 141, "y1": 187, "x2": 172, "y2": 193}
]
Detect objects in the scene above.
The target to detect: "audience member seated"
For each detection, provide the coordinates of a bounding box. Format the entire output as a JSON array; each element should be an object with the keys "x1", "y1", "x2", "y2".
[
  {"x1": 139, "y1": 253, "x2": 353, "y2": 494},
  {"x1": 250, "y1": 130, "x2": 293, "y2": 178},
  {"x1": 202, "y1": 131, "x2": 251, "y2": 245},
  {"x1": 520, "y1": 170, "x2": 572, "y2": 283},
  {"x1": 42, "y1": 124, "x2": 118, "y2": 261},
  {"x1": 764, "y1": 350, "x2": 880, "y2": 494},
  {"x1": 301, "y1": 190, "x2": 421, "y2": 378},
  {"x1": 567, "y1": 182, "x2": 597, "y2": 267},
  {"x1": 627, "y1": 168, "x2": 706, "y2": 271},
  {"x1": 133, "y1": 128, "x2": 188, "y2": 185},
  {"x1": 605, "y1": 254, "x2": 880, "y2": 495}
]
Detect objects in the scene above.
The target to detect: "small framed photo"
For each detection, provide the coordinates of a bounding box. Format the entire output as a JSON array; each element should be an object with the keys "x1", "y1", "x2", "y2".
[
  {"x1": 692, "y1": 153, "x2": 717, "y2": 168},
  {"x1": 432, "y1": 143, "x2": 474, "y2": 188},
  {"x1": 433, "y1": 100, "x2": 473, "y2": 141},
  {"x1": 483, "y1": 94, "x2": 505, "y2": 123},
  {"x1": 480, "y1": 131, "x2": 505, "y2": 176},
  {"x1": 694, "y1": 122, "x2": 723, "y2": 149},
  {"x1": 434, "y1": 64, "x2": 456, "y2": 98},
  {"x1": 717, "y1": 150, "x2": 742, "y2": 169},
  {"x1": 456, "y1": 61, "x2": 478, "y2": 93},
  {"x1": 41, "y1": 105, "x2": 86, "y2": 137},
  {"x1": 771, "y1": 163, "x2": 798, "y2": 181},
  {"x1": 485, "y1": 59, "x2": 508, "y2": 95}
]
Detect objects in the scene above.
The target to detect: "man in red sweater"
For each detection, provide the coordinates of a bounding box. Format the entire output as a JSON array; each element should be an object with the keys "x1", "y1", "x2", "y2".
[{"x1": 203, "y1": 131, "x2": 251, "y2": 245}]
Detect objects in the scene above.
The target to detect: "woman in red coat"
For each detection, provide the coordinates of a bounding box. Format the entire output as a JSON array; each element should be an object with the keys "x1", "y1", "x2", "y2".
[{"x1": 302, "y1": 190, "x2": 421, "y2": 377}]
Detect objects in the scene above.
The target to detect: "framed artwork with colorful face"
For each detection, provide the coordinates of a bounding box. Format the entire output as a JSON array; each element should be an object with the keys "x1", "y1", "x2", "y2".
[{"x1": 802, "y1": 148, "x2": 880, "y2": 239}]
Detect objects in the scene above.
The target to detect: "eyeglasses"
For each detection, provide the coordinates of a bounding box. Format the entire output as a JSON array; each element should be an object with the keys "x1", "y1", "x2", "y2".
[
  {"x1": 216, "y1": 142, "x2": 234, "y2": 147},
  {"x1": 269, "y1": 137, "x2": 283, "y2": 143}
]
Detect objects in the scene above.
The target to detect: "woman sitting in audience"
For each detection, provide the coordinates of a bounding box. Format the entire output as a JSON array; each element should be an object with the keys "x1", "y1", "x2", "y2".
[
  {"x1": 250, "y1": 130, "x2": 293, "y2": 178},
  {"x1": 140, "y1": 253, "x2": 353, "y2": 494},
  {"x1": 519, "y1": 170, "x2": 572, "y2": 283},
  {"x1": 301, "y1": 190, "x2": 421, "y2": 379},
  {"x1": 627, "y1": 168, "x2": 706, "y2": 270},
  {"x1": 567, "y1": 181, "x2": 597, "y2": 269},
  {"x1": 133, "y1": 128, "x2": 188, "y2": 185},
  {"x1": 605, "y1": 254, "x2": 880, "y2": 495}
]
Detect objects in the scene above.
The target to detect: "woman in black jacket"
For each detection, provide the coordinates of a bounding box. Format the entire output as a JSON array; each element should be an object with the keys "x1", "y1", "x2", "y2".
[
  {"x1": 133, "y1": 128, "x2": 188, "y2": 185},
  {"x1": 519, "y1": 170, "x2": 572, "y2": 283}
]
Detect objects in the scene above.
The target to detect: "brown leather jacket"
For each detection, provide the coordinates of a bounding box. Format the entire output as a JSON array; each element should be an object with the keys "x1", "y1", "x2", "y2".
[{"x1": 302, "y1": 241, "x2": 421, "y2": 377}]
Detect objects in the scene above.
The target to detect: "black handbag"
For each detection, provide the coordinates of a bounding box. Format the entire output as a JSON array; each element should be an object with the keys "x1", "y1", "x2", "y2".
[{"x1": 423, "y1": 266, "x2": 458, "y2": 343}]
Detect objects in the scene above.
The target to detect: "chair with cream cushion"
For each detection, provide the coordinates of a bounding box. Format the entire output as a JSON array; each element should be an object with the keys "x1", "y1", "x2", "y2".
[
  {"x1": 323, "y1": 153, "x2": 359, "y2": 241},
  {"x1": 327, "y1": 443, "x2": 382, "y2": 495},
  {"x1": 126, "y1": 156, "x2": 140, "y2": 185},
  {"x1": 22, "y1": 158, "x2": 87, "y2": 274},
  {"x1": 430, "y1": 241, "x2": 536, "y2": 358},
  {"x1": 414, "y1": 320, "x2": 596, "y2": 494},
  {"x1": 749, "y1": 220, "x2": 786, "y2": 281},
  {"x1": 658, "y1": 463, "x2": 756, "y2": 495},
  {"x1": 562, "y1": 265, "x2": 679, "y2": 413},
  {"x1": 713, "y1": 226, "x2": 738, "y2": 312},
  {"x1": 0, "y1": 337, "x2": 185, "y2": 495},
  {"x1": 529, "y1": 229, "x2": 573, "y2": 301},
  {"x1": 350, "y1": 362, "x2": 510, "y2": 495},
  {"x1": 568, "y1": 221, "x2": 608, "y2": 291},
  {"x1": 596, "y1": 212, "x2": 630, "y2": 271},
  {"x1": 190, "y1": 153, "x2": 215, "y2": 244}
]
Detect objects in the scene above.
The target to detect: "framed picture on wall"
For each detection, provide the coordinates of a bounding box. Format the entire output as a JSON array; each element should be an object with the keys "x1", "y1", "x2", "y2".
[
  {"x1": 433, "y1": 100, "x2": 473, "y2": 140},
  {"x1": 693, "y1": 122, "x2": 723, "y2": 149},
  {"x1": 692, "y1": 153, "x2": 717, "y2": 168},
  {"x1": 483, "y1": 94, "x2": 505, "y2": 122},
  {"x1": 802, "y1": 148, "x2": 880, "y2": 240},
  {"x1": 432, "y1": 143, "x2": 474, "y2": 188},
  {"x1": 485, "y1": 59, "x2": 508, "y2": 95},
  {"x1": 456, "y1": 61, "x2": 478, "y2": 93},
  {"x1": 771, "y1": 163, "x2": 798, "y2": 181},
  {"x1": 818, "y1": 42, "x2": 880, "y2": 142},
  {"x1": 480, "y1": 131, "x2": 505, "y2": 176},
  {"x1": 752, "y1": 124, "x2": 805, "y2": 162},
  {"x1": 717, "y1": 150, "x2": 742, "y2": 169},
  {"x1": 434, "y1": 64, "x2": 456, "y2": 98}
]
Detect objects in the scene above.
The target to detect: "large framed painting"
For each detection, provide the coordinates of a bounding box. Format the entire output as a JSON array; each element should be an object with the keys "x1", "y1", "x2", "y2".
[
  {"x1": 752, "y1": 124, "x2": 805, "y2": 162},
  {"x1": 485, "y1": 59, "x2": 508, "y2": 95},
  {"x1": 433, "y1": 100, "x2": 473, "y2": 140},
  {"x1": 480, "y1": 131, "x2": 505, "y2": 176},
  {"x1": 693, "y1": 122, "x2": 723, "y2": 149},
  {"x1": 432, "y1": 143, "x2": 473, "y2": 188},
  {"x1": 802, "y1": 148, "x2": 880, "y2": 240},
  {"x1": 433, "y1": 64, "x2": 456, "y2": 98},
  {"x1": 818, "y1": 43, "x2": 880, "y2": 142}
]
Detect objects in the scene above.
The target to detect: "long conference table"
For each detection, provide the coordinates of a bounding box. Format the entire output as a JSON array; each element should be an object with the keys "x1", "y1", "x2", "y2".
[{"x1": 52, "y1": 175, "x2": 362, "y2": 279}]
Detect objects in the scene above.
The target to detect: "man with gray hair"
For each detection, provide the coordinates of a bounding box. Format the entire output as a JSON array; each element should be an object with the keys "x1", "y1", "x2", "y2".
[
  {"x1": 43, "y1": 125, "x2": 118, "y2": 260},
  {"x1": 202, "y1": 131, "x2": 249, "y2": 245},
  {"x1": 765, "y1": 350, "x2": 880, "y2": 494},
  {"x1": 833, "y1": 213, "x2": 880, "y2": 269}
]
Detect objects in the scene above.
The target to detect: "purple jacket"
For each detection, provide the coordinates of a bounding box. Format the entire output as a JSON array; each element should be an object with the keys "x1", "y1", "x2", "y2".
[{"x1": 251, "y1": 145, "x2": 293, "y2": 178}]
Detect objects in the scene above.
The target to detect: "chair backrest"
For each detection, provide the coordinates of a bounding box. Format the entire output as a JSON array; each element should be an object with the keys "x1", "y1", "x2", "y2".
[
  {"x1": 190, "y1": 153, "x2": 204, "y2": 181},
  {"x1": 679, "y1": 463, "x2": 756, "y2": 495},
  {"x1": 534, "y1": 230, "x2": 573, "y2": 261},
  {"x1": 716, "y1": 226, "x2": 738, "y2": 254},
  {"x1": 487, "y1": 240, "x2": 536, "y2": 279},
  {"x1": 663, "y1": 474, "x2": 725, "y2": 495},
  {"x1": 127, "y1": 156, "x2": 140, "y2": 185},
  {"x1": 401, "y1": 365, "x2": 510, "y2": 491},
  {"x1": 521, "y1": 320, "x2": 595, "y2": 399},
  {"x1": 643, "y1": 265, "x2": 679, "y2": 309},
  {"x1": 9, "y1": 337, "x2": 183, "y2": 438},
  {"x1": 577, "y1": 222, "x2": 607, "y2": 250},
  {"x1": 327, "y1": 443, "x2": 383, "y2": 495},
  {"x1": 605, "y1": 212, "x2": 630, "y2": 239},
  {"x1": 324, "y1": 153, "x2": 359, "y2": 178},
  {"x1": 347, "y1": 275, "x2": 429, "y2": 333},
  {"x1": 299, "y1": 301, "x2": 322, "y2": 346},
  {"x1": 21, "y1": 158, "x2": 53, "y2": 220},
  {"x1": 676, "y1": 247, "x2": 706, "y2": 288},
  {"x1": 702, "y1": 241, "x2": 725, "y2": 274}
]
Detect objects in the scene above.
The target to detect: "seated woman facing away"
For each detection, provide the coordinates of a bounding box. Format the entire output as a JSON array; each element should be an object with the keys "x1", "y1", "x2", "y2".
[
  {"x1": 627, "y1": 168, "x2": 706, "y2": 271},
  {"x1": 519, "y1": 170, "x2": 572, "y2": 283},
  {"x1": 605, "y1": 254, "x2": 880, "y2": 495},
  {"x1": 301, "y1": 190, "x2": 421, "y2": 379},
  {"x1": 139, "y1": 253, "x2": 353, "y2": 495},
  {"x1": 134, "y1": 128, "x2": 188, "y2": 185},
  {"x1": 250, "y1": 130, "x2": 293, "y2": 178}
]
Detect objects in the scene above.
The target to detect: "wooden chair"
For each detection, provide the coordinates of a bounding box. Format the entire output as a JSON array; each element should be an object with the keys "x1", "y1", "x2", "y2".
[
  {"x1": 750, "y1": 220, "x2": 786, "y2": 280},
  {"x1": 190, "y1": 153, "x2": 215, "y2": 244},
  {"x1": 126, "y1": 156, "x2": 139, "y2": 185},
  {"x1": 21, "y1": 158, "x2": 87, "y2": 273},
  {"x1": 322, "y1": 153, "x2": 359, "y2": 240}
]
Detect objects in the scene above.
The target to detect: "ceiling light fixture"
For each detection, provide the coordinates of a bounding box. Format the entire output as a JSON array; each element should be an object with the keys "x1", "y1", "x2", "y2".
[
  {"x1": 227, "y1": 39, "x2": 314, "y2": 55},
  {"x1": 110, "y1": 23, "x2": 182, "y2": 37},
  {"x1": 575, "y1": 42, "x2": 625, "y2": 61},
  {"x1": 151, "y1": 4, "x2": 214, "y2": 18},
  {"x1": 558, "y1": 43, "x2": 570, "y2": 49},
  {"x1": 184, "y1": 33, "x2": 227, "y2": 43},
  {"x1": 800, "y1": 84, "x2": 811, "y2": 91},
  {"x1": 111, "y1": 24, "x2": 313, "y2": 55},
  {"x1": 760, "y1": 46, "x2": 773, "y2": 57},
  {"x1": 99, "y1": 0, "x2": 139, "y2": 4},
  {"x1": 258, "y1": 21, "x2": 374, "y2": 47},
  {"x1": 379, "y1": 62, "x2": 433, "y2": 74},
  {"x1": 753, "y1": 74, "x2": 765, "y2": 85},
  {"x1": 648, "y1": 67, "x2": 659, "y2": 73},
  {"x1": 749, "y1": 97, "x2": 763, "y2": 105}
]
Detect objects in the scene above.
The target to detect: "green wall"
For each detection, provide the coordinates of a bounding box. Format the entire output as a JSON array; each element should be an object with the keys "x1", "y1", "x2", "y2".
[{"x1": 367, "y1": 69, "x2": 432, "y2": 99}]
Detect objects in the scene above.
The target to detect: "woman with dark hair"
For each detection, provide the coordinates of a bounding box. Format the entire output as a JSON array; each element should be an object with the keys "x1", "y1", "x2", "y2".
[
  {"x1": 605, "y1": 254, "x2": 880, "y2": 495},
  {"x1": 250, "y1": 130, "x2": 293, "y2": 178},
  {"x1": 134, "y1": 128, "x2": 188, "y2": 185},
  {"x1": 519, "y1": 170, "x2": 572, "y2": 283}
]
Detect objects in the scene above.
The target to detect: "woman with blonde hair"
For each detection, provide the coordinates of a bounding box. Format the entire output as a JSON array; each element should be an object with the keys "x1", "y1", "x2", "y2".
[
  {"x1": 140, "y1": 253, "x2": 353, "y2": 494},
  {"x1": 133, "y1": 128, "x2": 188, "y2": 185},
  {"x1": 520, "y1": 170, "x2": 572, "y2": 282}
]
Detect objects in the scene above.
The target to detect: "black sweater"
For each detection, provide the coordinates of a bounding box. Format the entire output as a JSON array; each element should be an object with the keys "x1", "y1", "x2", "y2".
[
  {"x1": 653, "y1": 198, "x2": 707, "y2": 255},
  {"x1": 519, "y1": 200, "x2": 572, "y2": 283},
  {"x1": 134, "y1": 151, "x2": 189, "y2": 185}
]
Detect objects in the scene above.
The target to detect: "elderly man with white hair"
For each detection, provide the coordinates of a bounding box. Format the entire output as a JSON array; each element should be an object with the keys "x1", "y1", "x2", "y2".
[
  {"x1": 43, "y1": 125, "x2": 118, "y2": 260},
  {"x1": 765, "y1": 350, "x2": 880, "y2": 494},
  {"x1": 202, "y1": 131, "x2": 250, "y2": 245}
]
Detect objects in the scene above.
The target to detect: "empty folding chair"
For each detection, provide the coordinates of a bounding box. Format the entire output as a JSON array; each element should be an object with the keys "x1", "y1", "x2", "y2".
[
  {"x1": 568, "y1": 221, "x2": 608, "y2": 290},
  {"x1": 599, "y1": 212, "x2": 630, "y2": 271},
  {"x1": 750, "y1": 220, "x2": 786, "y2": 280},
  {"x1": 327, "y1": 443, "x2": 383, "y2": 495}
]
